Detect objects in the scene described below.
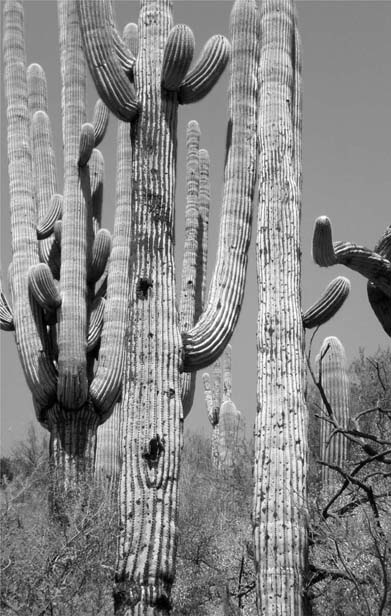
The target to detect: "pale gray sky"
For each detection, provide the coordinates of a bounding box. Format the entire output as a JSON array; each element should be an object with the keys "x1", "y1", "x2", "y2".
[{"x1": 1, "y1": 1, "x2": 390, "y2": 453}]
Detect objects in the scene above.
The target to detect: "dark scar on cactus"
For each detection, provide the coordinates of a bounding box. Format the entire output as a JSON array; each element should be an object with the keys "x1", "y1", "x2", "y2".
[
  {"x1": 142, "y1": 434, "x2": 165, "y2": 468},
  {"x1": 136, "y1": 277, "x2": 153, "y2": 299}
]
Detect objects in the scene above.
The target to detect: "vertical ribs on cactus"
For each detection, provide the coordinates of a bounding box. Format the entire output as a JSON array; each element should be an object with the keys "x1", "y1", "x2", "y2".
[
  {"x1": 77, "y1": 0, "x2": 259, "y2": 611},
  {"x1": 3, "y1": 0, "x2": 129, "y2": 487},
  {"x1": 315, "y1": 337, "x2": 350, "y2": 491},
  {"x1": 313, "y1": 216, "x2": 391, "y2": 337},
  {"x1": 203, "y1": 344, "x2": 244, "y2": 468}
]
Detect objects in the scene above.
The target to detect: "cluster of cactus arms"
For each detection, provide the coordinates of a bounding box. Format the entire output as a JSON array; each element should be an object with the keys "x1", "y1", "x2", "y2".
[
  {"x1": 203, "y1": 344, "x2": 244, "y2": 468},
  {"x1": 313, "y1": 218, "x2": 391, "y2": 337},
  {"x1": 315, "y1": 337, "x2": 350, "y2": 491},
  {"x1": 2, "y1": 0, "x2": 131, "y2": 490},
  {"x1": 77, "y1": 0, "x2": 260, "y2": 612},
  {"x1": 254, "y1": 0, "x2": 351, "y2": 613}
]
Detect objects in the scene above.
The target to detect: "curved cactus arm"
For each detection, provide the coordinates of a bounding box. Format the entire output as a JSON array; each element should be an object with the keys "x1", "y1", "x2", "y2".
[
  {"x1": 87, "y1": 296, "x2": 105, "y2": 352},
  {"x1": 78, "y1": 122, "x2": 95, "y2": 167},
  {"x1": 367, "y1": 226, "x2": 391, "y2": 337},
  {"x1": 88, "y1": 228, "x2": 112, "y2": 284},
  {"x1": 161, "y1": 25, "x2": 195, "y2": 91},
  {"x1": 3, "y1": 0, "x2": 57, "y2": 409},
  {"x1": 28, "y1": 263, "x2": 62, "y2": 311},
  {"x1": 89, "y1": 148, "x2": 104, "y2": 228},
  {"x1": 105, "y1": 0, "x2": 136, "y2": 74},
  {"x1": 90, "y1": 117, "x2": 132, "y2": 418},
  {"x1": 180, "y1": 121, "x2": 201, "y2": 419},
  {"x1": 222, "y1": 343, "x2": 232, "y2": 401},
  {"x1": 178, "y1": 34, "x2": 230, "y2": 104},
  {"x1": 302, "y1": 276, "x2": 350, "y2": 330},
  {"x1": 92, "y1": 99, "x2": 109, "y2": 147},
  {"x1": 77, "y1": 0, "x2": 138, "y2": 122},
  {"x1": 0, "y1": 284, "x2": 14, "y2": 332},
  {"x1": 37, "y1": 193, "x2": 63, "y2": 240},
  {"x1": 313, "y1": 216, "x2": 391, "y2": 297},
  {"x1": 316, "y1": 336, "x2": 350, "y2": 489},
  {"x1": 182, "y1": 0, "x2": 260, "y2": 371}
]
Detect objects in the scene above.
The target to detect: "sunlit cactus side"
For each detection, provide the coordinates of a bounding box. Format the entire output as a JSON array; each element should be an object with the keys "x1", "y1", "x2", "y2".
[
  {"x1": 316, "y1": 336, "x2": 350, "y2": 490},
  {"x1": 203, "y1": 344, "x2": 243, "y2": 468},
  {"x1": 2, "y1": 0, "x2": 128, "y2": 491},
  {"x1": 78, "y1": 0, "x2": 260, "y2": 612},
  {"x1": 313, "y1": 217, "x2": 391, "y2": 337}
]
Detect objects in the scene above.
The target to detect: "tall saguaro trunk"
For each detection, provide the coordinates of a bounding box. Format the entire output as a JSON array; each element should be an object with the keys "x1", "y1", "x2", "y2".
[
  {"x1": 115, "y1": 1, "x2": 181, "y2": 612},
  {"x1": 254, "y1": 0, "x2": 309, "y2": 614}
]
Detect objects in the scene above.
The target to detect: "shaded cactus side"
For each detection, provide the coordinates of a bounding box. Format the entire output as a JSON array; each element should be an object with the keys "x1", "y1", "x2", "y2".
[
  {"x1": 203, "y1": 344, "x2": 244, "y2": 468},
  {"x1": 316, "y1": 336, "x2": 350, "y2": 490},
  {"x1": 2, "y1": 0, "x2": 128, "y2": 489}
]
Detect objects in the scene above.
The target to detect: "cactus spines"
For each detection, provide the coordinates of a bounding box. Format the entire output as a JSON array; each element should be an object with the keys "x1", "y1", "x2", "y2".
[
  {"x1": 302, "y1": 276, "x2": 351, "y2": 330},
  {"x1": 255, "y1": 0, "x2": 309, "y2": 613},
  {"x1": 28, "y1": 263, "x2": 62, "y2": 311},
  {"x1": 316, "y1": 336, "x2": 350, "y2": 490},
  {"x1": 161, "y1": 24, "x2": 195, "y2": 91},
  {"x1": 76, "y1": 0, "x2": 138, "y2": 122},
  {"x1": 178, "y1": 34, "x2": 231, "y2": 105}
]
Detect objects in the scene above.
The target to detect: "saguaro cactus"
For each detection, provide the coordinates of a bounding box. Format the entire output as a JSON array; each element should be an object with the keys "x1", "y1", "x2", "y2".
[
  {"x1": 78, "y1": 0, "x2": 260, "y2": 612},
  {"x1": 316, "y1": 336, "x2": 350, "y2": 490},
  {"x1": 254, "y1": 0, "x2": 350, "y2": 613},
  {"x1": 203, "y1": 344, "x2": 244, "y2": 468},
  {"x1": 2, "y1": 0, "x2": 129, "y2": 490}
]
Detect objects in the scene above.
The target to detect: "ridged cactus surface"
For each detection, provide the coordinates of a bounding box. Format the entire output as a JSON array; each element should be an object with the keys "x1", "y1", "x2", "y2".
[
  {"x1": 2, "y1": 0, "x2": 128, "y2": 490},
  {"x1": 254, "y1": 0, "x2": 308, "y2": 613},
  {"x1": 77, "y1": 0, "x2": 260, "y2": 612},
  {"x1": 316, "y1": 336, "x2": 350, "y2": 489},
  {"x1": 203, "y1": 344, "x2": 244, "y2": 468}
]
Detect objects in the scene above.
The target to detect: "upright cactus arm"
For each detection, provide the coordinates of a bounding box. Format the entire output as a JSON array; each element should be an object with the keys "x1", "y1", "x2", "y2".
[
  {"x1": 3, "y1": 0, "x2": 57, "y2": 409},
  {"x1": 313, "y1": 217, "x2": 391, "y2": 297},
  {"x1": 316, "y1": 336, "x2": 350, "y2": 489},
  {"x1": 91, "y1": 99, "x2": 109, "y2": 147},
  {"x1": 76, "y1": 0, "x2": 138, "y2": 122},
  {"x1": 254, "y1": 0, "x2": 308, "y2": 612},
  {"x1": 161, "y1": 24, "x2": 195, "y2": 91},
  {"x1": 90, "y1": 113, "x2": 132, "y2": 419},
  {"x1": 302, "y1": 276, "x2": 350, "y2": 330},
  {"x1": 183, "y1": 0, "x2": 260, "y2": 371}
]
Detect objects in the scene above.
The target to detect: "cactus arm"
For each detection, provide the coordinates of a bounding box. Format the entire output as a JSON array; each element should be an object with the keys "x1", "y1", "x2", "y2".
[
  {"x1": 37, "y1": 194, "x2": 63, "y2": 240},
  {"x1": 367, "y1": 226, "x2": 391, "y2": 336},
  {"x1": 178, "y1": 34, "x2": 231, "y2": 104},
  {"x1": 182, "y1": 0, "x2": 260, "y2": 371},
  {"x1": 77, "y1": 0, "x2": 138, "y2": 122},
  {"x1": 179, "y1": 120, "x2": 201, "y2": 418},
  {"x1": 92, "y1": 99, "x2": 109, "y2": 147},
  {"x1": 89, "y1": 148, "x2": 104, "y2": 227},
  {"x1": 254, "y1": 0, "x2": 308, "y2": 612},
  {"x1": 78, "y1": 122, "x2": 95, "y2": 166},
  {"x1": 3, "y1": 0, "x2": 57, "y2": 409},
  {"x1": 0, "y1": 285, "x2": 14, "y2": 331},
  {"x1": 203, "y1": 371, "x2": 220, "y2": 466},
  {"x1": 88, "y1": 228, "x2": 112, "y2": 284},
  {"x1": 56, "y1": 0, "x2": 89, "y2": 410},
  {"x1": 198, "y1": 149, "x2": 210, "y2": 309},
  {"x1": 89, "y1": 117, "x2": 132, "y2": 418},
  {"x1": 123, "y1": 22, "x2": 139, "y2": 57},
  {"x1": 161, "y1": 24, "x2": 195, "y2": 91},
  {"x1": 105, "y1": 0, "x2": 136, "y2": 74},
  {"x1": 313, "y1": 216, "x2": 391, "y2": 297},
  {"x1": 87, "y1": 296, "x2": 105, "y2": 352},
  {"x1": 28, "y1": 263, "x2": 62, "y2": 311},
  {"x1": 316, "y1": 337, "x2": 350, "y2": 490},
  {"x1": 302, "y1": 276, "x2": 351, "y2": 330}
]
